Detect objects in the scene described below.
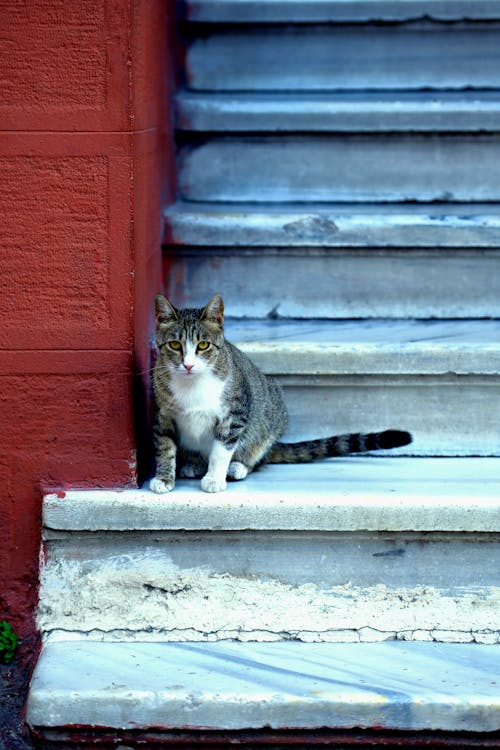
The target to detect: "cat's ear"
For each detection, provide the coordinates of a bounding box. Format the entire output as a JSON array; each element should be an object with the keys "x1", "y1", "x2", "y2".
[
  {"x1": 201, "y1": 294, "x2": 224, "y2": 326},
  {"x1": 155, "y1": 295, "x2": 178, "y2": 324}
]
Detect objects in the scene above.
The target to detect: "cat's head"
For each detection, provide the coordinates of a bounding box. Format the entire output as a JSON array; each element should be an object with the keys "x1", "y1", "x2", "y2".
[{"x1": 155, "y1": 294, "x2": 225, "y2": 378}]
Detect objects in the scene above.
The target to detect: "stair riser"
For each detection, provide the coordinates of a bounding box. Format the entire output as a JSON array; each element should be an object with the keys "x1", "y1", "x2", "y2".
[
  {"x1": 165, "y1": 248, "x2": 500, "y2": 319},
  {"x1": 185, "y1": 24, "x2": 500, "y2": 91},
  {"x1": 39, "y1": 530, "x2": 499, "y2": 643},
  {"x1": 267, "y1": 375, "x2": 499, "y2": 456},
  {"x1": 179, "y1": 135, "x2": 500, "y2": 202}
]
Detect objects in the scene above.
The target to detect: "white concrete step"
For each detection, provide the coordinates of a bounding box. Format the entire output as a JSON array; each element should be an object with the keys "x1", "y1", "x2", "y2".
[
  {"x1": 27, "y1": 641, "x2": 500, "y2": 734},
  {"x1": 151, "y1": 319, "x2": 499, "y2": 456},
  {"x1": 176, "y1": 92, "x2": 500, "y2": 133},
  {"x1": 38, "y1": 458, "x2": 500, "y2": 644},
  {"x1": 164, "y1": 203, "x2": 500, "y2": 318},
  {"x1": 184, "y1": 0, "x2": 500, "y2": 23},
  {"x1": 184, "y1": 21, "x2": 500, "y2": 92},
  {"x1": 178, "y1": 134, "x2": 500, "y2": 202}
]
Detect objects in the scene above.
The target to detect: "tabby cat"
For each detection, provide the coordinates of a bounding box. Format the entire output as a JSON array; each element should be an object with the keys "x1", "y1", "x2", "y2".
[{"x1": 150, "y1": 294, "x2": 412, "y2": 494}]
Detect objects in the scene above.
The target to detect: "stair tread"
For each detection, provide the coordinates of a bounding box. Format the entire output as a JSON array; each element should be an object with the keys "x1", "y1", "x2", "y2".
[
  {"x1": 227, "y1": 319, "x2": 500, "y2": 375},
  {"x1": 184, "y1": 0, "x2": 500, "y2": 23},
  {"x1": 44, "y1": 458, "x2": 500, "y2": 532},
  {"x1": 164, "y1": 201, "x2": 500, "y2": 247},
  {"x1": 176, "y1": 91, "x2": 500, "y2": 132},
  {"x1": 27, "y1": 640, "x2": 500, "y2": 732}
]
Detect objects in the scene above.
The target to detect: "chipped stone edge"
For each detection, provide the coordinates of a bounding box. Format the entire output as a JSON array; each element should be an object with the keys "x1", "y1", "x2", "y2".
[{"x1": 42, "y1": 626, "x2": 500, "y2": 645}]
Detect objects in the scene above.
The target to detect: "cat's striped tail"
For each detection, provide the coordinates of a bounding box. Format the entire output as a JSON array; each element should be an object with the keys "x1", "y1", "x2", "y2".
[{"x1": 266, "y1": 430, "x2": 412, "y2": 464}]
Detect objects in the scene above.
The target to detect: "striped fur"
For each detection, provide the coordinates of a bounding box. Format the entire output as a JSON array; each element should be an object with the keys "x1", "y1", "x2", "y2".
[{"x1": 267, "y1": 430, "x2": 412, "y2": 464}]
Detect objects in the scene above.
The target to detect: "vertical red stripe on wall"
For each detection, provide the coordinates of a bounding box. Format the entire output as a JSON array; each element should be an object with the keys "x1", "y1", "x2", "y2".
[{"x1": 0, "y1": 0, "x2": 175, "y2": 639}]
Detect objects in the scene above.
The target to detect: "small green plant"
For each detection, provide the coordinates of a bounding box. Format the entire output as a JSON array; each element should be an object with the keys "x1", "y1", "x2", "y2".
[{"x1": 0, "y1": 621, "x2": 19, "y2": 664}]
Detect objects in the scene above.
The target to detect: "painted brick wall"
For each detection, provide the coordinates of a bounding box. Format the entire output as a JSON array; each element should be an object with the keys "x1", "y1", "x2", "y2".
[{"x1": 0, "y1": 0, "x2": 175, "y2": 640}]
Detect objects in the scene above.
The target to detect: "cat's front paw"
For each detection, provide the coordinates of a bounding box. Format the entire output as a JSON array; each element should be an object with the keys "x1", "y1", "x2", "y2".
[
  {"x1": 227, "y1": 461, "x2": 248, "y2": 481},
  {"x1": 200, "y1": 474, "x2": 227, "y2": 493},
  {"x1": 150, "y1": 476, "x2": 175, "y2": 494}
]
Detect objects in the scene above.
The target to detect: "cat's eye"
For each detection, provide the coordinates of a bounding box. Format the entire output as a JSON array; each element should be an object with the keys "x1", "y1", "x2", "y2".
[
  {"x1": 197, "y1": 341, "x2": 210, "y2": 351},
  {"x1": 168, "y1": 340, "x2": 182, "y2": 351}
]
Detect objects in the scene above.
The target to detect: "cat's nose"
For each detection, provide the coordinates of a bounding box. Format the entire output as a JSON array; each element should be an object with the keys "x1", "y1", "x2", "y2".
[{"x1": 183, "y1": 363, "x2": 194, "y2": 373}]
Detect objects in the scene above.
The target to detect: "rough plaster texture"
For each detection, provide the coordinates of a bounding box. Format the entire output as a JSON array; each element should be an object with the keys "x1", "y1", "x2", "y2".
[
  {"x1": 37, "y1": 553, "x2": 500, "y2": 644},
  {"x1": 0, "y1": 0, "x2": 171, "y2": 645}
]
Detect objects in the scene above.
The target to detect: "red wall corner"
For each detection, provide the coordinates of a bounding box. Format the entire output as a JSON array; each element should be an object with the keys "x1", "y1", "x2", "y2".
[{"x1": 0, "y1": 0, "x2": 176, "y2": 639}]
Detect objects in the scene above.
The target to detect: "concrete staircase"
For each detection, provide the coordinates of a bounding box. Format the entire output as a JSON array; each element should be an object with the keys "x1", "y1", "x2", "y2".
[{"x1": 28, "y1": 1, "x2": 500, "y2": 746}]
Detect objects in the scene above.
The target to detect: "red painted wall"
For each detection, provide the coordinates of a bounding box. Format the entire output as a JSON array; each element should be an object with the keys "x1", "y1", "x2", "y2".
[{"x1": 0, "y1": 0, "x2": 175, "y2": 640}]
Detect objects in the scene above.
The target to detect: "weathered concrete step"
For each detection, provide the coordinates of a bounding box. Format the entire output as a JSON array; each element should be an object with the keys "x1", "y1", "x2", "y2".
[
  {"x1": 27, "y1": 641, "x2": 500, "y2": 733},
  {"x1": 224, "y1": 319, "x2": 500, "y2": 455},
  {"x1": 164, "y1": 201, "x2": 500, "y2": 246},
  {"x1": 184, "y1": 22, "x2": 500, "y2": 92},
  {"x1": 179, "y1": 135, "x2": 500, "y2": 202},
  {"x1": 42, "y1": 458, "x2": 500, "y2": 532},
  {"x1": 38, "y1": 459, "x2": 500, "y2": 644},
  {"x1": 176, "y1": 92, "x2": 500, "y2": 133},
  {"x1": 184, "y1": 0, "x2": 500, "y2": 23},
  {"x1": 164, "y1": 204, "x2": 500, "y2": 318}
]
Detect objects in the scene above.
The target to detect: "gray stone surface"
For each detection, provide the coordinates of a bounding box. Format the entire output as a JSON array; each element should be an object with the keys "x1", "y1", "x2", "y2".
[
  {"x1": 43, "y1": 458, "x2": 500, "y2": 532},
  {"x1": 176, "y1": 92, "x2": 500, "y2": 133},
  {"x1": 38, "y1": 525, "x2": 500, "y2": 643},
  {"x1": 226, "y1": 319, "x2": 500, "y2": 372},
  {"x1": 165, "y1": 202, "x2": 500, "y2": 247},
  {"x1": 186, "y1": 24, "x2": 500, "y2": 91},
  {"x1": 179, "y1": 135, "x2": 500, "y2": 202},
  {"x1": 220, "y1": 320, "x2": 500, "y2": 455},
  {"x1": 27, "y1": 641, "x2": 500, "y2": 731},
  {"x1": 165, "y1": 245, "x2": 500, "y2": 319},
  {"x1": 185, "y1": 0, "x2": 500, "y2": 22}
]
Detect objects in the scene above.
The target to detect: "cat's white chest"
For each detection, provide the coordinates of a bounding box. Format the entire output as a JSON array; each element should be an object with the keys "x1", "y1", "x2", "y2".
[{"x1": 170, "y1": 370, "x2": 226, "y2": 456}]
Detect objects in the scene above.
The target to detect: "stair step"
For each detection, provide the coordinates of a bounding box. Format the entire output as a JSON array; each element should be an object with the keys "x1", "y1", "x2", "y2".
[
  {"x1": 184, "y1": 22, "x2": 500, "y2": 92},
  {"x1": 229, "y1": 319, "x2": 500, "y2": 455},
  {"x1": 176, "y1": 92, "x2": 500, "y2": 133},
  {"x1": 164, "y1": 202, "x2": 500, "y2": 248},
  {"x1": 165, "y1": 245, "x2": 500, "y2": 319},
  {"x1": 179, "y1": 134, "x2": 500, "y2": 203},
  {"x1": 164, "y1": 203, "x2": 500, "y2": 319},
  {"x1": 27, "y1": 641, "x2": 500, "y2": 733},
  {"x1": 42, "y1": 459, "x2": 500, "y2": 532},
  {"x1": 184, "y1": 0, "x2": 500, "y2": 23},
  {"x1": 38, "y1": 459, "x2": 500, "y2": 643}
]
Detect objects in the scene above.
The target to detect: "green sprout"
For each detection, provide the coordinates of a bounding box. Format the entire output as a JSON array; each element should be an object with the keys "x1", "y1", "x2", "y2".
[{"x1": 0, "y1": 621, "x2": 19, "y2": 664}]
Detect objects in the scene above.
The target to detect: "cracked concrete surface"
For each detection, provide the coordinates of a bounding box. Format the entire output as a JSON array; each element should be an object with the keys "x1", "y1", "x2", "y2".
[{"x1": 38, "y1": 555, "x2": 500, "y2": 644}]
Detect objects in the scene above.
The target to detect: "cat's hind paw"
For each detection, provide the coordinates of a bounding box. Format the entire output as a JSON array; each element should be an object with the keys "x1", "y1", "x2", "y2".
[
  {"x1": 227, "y1": 461, "x2": 248, "y2": 481},
  {"x1": 150, "y1": 476, "x2": 175, "y2": 494},
  {"x1": 178, "y1": 464, "x2": 204, "y2": 479},
  {"x1": 200, "y1": 474, "x2": 227, "y2": 493}
]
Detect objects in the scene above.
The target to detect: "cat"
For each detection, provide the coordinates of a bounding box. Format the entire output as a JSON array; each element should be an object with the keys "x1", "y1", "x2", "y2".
[{"x1": 150, "y1": 294, "x2": 412, "y2": 494}]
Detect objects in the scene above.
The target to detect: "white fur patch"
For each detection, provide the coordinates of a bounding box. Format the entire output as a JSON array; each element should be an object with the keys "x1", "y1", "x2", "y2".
[
  {"x1": 169, "y1": 368, "x2": 227, "y2": 458},
  {"x1": 228, "y1": 461, "x2": 248, "y2": 481},
  {"x1": 202, "y1": 441, "x2": 234, "y2": 493}
]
